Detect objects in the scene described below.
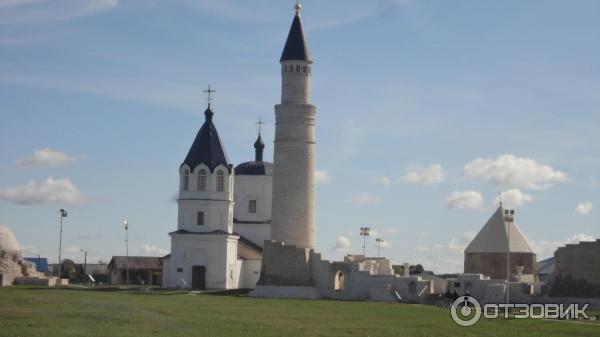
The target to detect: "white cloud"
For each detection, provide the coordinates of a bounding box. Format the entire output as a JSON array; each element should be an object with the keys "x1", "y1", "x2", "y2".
[
  {"x1": 16, "y1": 148, "x2": 78, "y2": 167},
  {"x1": 464, "y1": 154, "x2": 567, "y2": 190},
  {"x1": 496, "y1": 189, "x2": 534, "y2": 208},
  {"x1": 374, "y1": 176, "x2": 391, "y2": 187},
  {"x1": 567, "y1": 233, "x2": 595, "y2": 243},
  {"x1": 315, "y1": 170, "x2": 331, "y2": 184},
  {"x1": 0, "y1": 177, "x2": 85, "y2": 205},
  {"x1": 378, "y1": 240, "x2": 391, "y2": 248},
  {"x1": 444, "y1": 190, "x2": 483, "y2": 209},
  {"x1": 333, "y1": 236, "x2": 351, "y2": 252},
  {"x1": 575, "y1": 202, "x2": 593, "y2": 216},
  {"x1": 0, "y1": 0, "x2": 119, "y2": 25},
  {"x1": 415, "y1": 245, "x2": 430, "y2": 252},
  {"x1": 402, "y1": 164, "x2": 446, "y2": 185},
  {"x1": 141, "y1": 244, "x2": 168, "y2": 256},
  {"x1": 347, "y1": 192, "x2": 379, "y2": 206},
  {"x1": 530, "y1": 233, "x2": 596, "y2": 259},
  {"x1": 64, "y1": 246, "x2": 81, "y2": 253}
]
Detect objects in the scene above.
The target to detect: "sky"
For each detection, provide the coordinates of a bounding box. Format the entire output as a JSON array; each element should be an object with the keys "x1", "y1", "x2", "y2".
[{"x1": 0, "y1": 0, "x2": 598, "y2": 273}]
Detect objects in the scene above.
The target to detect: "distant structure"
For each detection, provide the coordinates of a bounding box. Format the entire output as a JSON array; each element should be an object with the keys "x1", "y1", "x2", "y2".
[
  {"x1": 108, "y1": 256, "x2": 162, "y2": 286},
  {"x1": 464, "y1": 205, "x2": 537, "y2": 282},
  {"x1": 0, "y1": 225, "x2": 63, "y2": 287},
  {"x1": 551, "y1": 239, "x2": 600, "y2": 297}
]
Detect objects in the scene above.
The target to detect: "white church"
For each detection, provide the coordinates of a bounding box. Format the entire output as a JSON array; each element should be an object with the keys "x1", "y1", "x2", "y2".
[{"x1": 160, "y1": 105, "x2": 273, "y2": 290}]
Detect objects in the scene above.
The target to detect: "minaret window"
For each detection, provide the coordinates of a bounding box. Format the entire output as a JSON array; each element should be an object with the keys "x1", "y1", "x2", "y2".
[
  {"x1": 296, "y1": 65, "x2": 300, "y2": 72},
  {"x1": 249, "y1": 200, "x2": 257, "y2": 214},
  {"x1": 303, "y1": 66, "x2": 307, "y2": 73},
  {"x1": 197, "y1": 212, "x2": 204, "y2": 226},
  {"x1": 183, "y1": 169, "x2": 190, "y2": 191},
  {"x1": 216, "y1": 170, "x2": 224, "y2": 192},
  {"x1": 197, "y1": 170, "x2": 207, "y2": 191}
]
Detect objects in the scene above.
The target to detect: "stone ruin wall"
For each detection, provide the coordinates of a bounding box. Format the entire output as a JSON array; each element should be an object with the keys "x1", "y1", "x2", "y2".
[{"x1": 464, "y1": 252, "x2": 537, "y2": 281}]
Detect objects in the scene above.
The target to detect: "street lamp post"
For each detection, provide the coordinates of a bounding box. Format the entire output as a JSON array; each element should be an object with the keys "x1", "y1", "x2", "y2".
[
  {"x1": 57, "y1": 209, "x2": 68, "y2": 287},
  {"x1": 80, "y1": 248, "x2": 87, "y2": 275},
  {"x1": 375, "y1": 238, "x2": 385, "y2": 257},
  {"x1": 124, "y1": 220, "x2": 129, "y2": 286},
  {"x1": 360, "y1": 227, "x2": 370, "y2": 256},
  {"x1": 504, "y1": 209, "x2": 515, "y2": 305}
]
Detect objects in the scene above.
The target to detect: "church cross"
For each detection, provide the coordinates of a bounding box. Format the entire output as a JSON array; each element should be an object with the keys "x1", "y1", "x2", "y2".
[
  {"x1": 256, "y1": 118, "x2": 265, "y2": 134},
  {"x1": 203, "y1": 84, "x2": 216, "y2": 105}
]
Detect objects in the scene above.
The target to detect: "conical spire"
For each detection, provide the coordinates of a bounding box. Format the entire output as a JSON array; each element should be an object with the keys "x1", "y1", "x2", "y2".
[
  {"x1": 465, "y1": 205, "x2": 535, "y2": 254},
  {"x1": 182, "y1": 104, "x2": 230, "y2": 172},
  {"x1": 280, "y1": 2, "x2": 312, "y2": 63}
]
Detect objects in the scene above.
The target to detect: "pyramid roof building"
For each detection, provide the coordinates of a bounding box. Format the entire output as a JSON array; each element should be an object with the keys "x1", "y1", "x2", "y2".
[{"x1": 465, "y1": 205, "x2": 535, "y2": 254}]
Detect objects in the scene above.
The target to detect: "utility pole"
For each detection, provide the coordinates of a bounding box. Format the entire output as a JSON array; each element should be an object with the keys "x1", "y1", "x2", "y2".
[
  {"x1": 124, "y1": 220, "x2": 129, "y2": 286},
  {"x1": 57, "y1": 209, "x2": 67, "y2": 287}
]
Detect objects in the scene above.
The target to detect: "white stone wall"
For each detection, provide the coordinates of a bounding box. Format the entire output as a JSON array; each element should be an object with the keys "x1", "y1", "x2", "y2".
[
  {"x1": 163, "y1": 234, "x2": 239, "y2": 289},
  {"x1": 233, "y1": 175, "x2": 272, "y2": 223},
  {"x1": 177, "y1": 164, "x2": 234, "y2": 233},
  {"x1": 233, "y1": 223, "x2": 270, "y2": 248}
]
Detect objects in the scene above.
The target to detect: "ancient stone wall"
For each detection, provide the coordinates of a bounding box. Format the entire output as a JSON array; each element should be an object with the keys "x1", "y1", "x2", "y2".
[
  {"x1": 464, "y1": 252, "x2": 537, "y2": 280},
  {"x1": 554, "y1": 239, "x2": 600, "y2": 287}
]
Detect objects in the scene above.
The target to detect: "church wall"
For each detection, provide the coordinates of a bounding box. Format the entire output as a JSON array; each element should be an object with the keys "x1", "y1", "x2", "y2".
[
  {"x1": 233, "y1": 223, "x2": 270, "y2": 248},
  {"x1": 178, "y1": 200, "x2": 233, "y2": 233},
  {"x1": 239, "y1": 260, "x2": 262, "y2": 289},
  {"x1": 233, "y1": 175, "x2": 272, "y2": 223},
  {"x1": 165, "y1": 234, "x2": 238, "y2": 289},
  {"x1": 179, "y1": 164, "x2": 234, "y2": 202}
]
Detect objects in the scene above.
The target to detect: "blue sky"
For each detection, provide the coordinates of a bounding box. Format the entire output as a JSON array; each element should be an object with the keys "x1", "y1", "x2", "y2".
[{"x1": 0, "y1": 0, "x2": 598, "y2": 273}]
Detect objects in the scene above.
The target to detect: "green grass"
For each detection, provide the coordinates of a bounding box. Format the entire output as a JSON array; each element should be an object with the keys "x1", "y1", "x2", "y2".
[{"x1": 0, "y1": 287, "x2": 597, "y2": 337}]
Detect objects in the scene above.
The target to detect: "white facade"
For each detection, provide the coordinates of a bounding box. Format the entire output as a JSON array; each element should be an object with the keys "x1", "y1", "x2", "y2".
[{"x1": 233, "y1": 174, "x2": 272, "y2": 247}]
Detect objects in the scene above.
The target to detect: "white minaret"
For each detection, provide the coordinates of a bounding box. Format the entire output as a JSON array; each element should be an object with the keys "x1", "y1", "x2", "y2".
[{"x1": 270, "y1": 1, "x2": 316, "y2": 249}]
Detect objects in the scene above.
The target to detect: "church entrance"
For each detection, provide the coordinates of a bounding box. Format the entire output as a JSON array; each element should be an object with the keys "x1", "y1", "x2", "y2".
[{"x1": 192, "y1": 266, "x2": 206, "y2": 290}]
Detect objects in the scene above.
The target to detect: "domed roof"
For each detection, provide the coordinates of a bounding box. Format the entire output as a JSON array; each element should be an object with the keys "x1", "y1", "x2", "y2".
[
  {"x1": 235, "y1": 161, "x2": 273, "y2": 176},
  {"x1": 0, "y1": 225, "x2": 20, "y2": 252}
]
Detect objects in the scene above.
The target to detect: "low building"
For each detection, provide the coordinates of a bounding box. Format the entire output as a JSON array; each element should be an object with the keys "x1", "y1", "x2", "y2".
[
  {"x1": 24, "y1": 257, "x2": 48, "y2": 273},
  {"x1": 108, "y1": 256, "x2": 162, "y2": 286}
]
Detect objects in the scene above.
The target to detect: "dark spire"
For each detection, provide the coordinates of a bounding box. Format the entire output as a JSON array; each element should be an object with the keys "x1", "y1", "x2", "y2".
[
  {"x1": 254, "y1": 134, "x2": 265, "y2": 162},
  {"x1": 280, "y1": 2, "x2": 313, "y2": 63},
  {"x1": 182, "y1": 103, "x2": 230, "y2": 173}
]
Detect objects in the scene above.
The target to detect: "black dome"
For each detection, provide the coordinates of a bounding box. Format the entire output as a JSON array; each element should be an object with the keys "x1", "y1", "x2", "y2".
[{"x1": 235, "y1": 161, "x2": 273, "y2": 176}]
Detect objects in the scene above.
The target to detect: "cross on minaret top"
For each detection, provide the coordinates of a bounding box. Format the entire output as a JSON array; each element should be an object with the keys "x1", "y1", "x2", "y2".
[
  {"x1": 256, "y1": 117, "x2": 265, "y2": 135},
  {"x1": 203, "y1": 84, "x2": 216, "y2": 106}
]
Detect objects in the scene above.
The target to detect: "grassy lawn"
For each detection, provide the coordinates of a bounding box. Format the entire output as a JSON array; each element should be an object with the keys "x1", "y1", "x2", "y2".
[{"x1": 0, "y1": 287, "x2": 598, "y2": 337}]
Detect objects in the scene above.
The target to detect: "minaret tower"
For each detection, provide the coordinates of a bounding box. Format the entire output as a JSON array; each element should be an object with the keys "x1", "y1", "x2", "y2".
[{"x1": 270, "y1": 1, "x2": 316, "y2": 249}]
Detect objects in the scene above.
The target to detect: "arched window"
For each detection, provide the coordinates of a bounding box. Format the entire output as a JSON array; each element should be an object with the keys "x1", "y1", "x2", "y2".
[
  {"x1": 197, "y1": 169, "x2": 207, "y2": 191},
  {"x1": 248, "y1": 200, "x2": 257, "y2": 214},
  {"x1": 303, "y1": 65, "x2": 307, "y2": 73},
  {"x1": 183, "y1": 169, "x2": 190, "y2": 191},
  {"x1": 216, "y1": 170, "x2": 224, "y2": 192},
  {"x1": 296, "y1": 65, "x2": 300, "y2": 72},
  {"x1": 334, "y1": 271, "x2": 344, "y2": 291}
]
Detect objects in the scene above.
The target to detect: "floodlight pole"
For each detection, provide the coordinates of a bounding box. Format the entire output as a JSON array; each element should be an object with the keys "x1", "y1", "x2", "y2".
[
  {"x1": 360, "y1": 227, "x2": 370, "y2": 256},
  {"x1": 375, "y1": 238, "x2": 384, "y2": 257},
  {"x1": 506, "y1": 217, "x2": 510, "y2": 305},
  {"x1": 57, "y1": 209, "x2": 67, "y2": 287},
  {"x1": 124, "y1": 220, "x2": 129, "y2": 286}
]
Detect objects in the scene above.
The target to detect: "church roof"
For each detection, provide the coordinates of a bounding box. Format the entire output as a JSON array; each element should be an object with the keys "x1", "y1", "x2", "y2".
[
  {"x1": 0, "y1": 225, "x2": 20, "y2": 252},
  {"x1": 280, "y1": 9, "x2": 312, "y2": 63},
  {"x1": 182, "y1": 105, "x2": 231, "y2": 173},
  {"x1": 465, "y1": 205, "x2": 535, "y2": 254},
  {"x1": 235, "y1": 161, "x2": 273, "y2": 176}
]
